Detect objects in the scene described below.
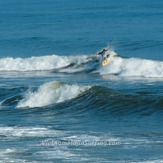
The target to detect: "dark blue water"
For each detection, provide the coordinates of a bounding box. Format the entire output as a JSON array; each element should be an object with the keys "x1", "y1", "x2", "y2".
[{"x1": 0, "y1": 0, "x2": 163, "y2": 162}]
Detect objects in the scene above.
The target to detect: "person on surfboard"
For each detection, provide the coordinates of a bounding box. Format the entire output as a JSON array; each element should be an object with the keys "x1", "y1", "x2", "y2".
[
  {"x1": 98, "y1": 49, "x2": 108, "y2": 57},
  {"x1": 92, "y1": 46, "x2": 116, "y2": 66},
  {"x1": 97, "y1": 46, "x2": 111, "y2": 59}
]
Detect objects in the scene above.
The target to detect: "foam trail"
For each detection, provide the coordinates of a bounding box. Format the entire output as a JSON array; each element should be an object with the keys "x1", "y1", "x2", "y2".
[
  {"x1": 17, "y1": 81, "x2": 91, "y2": 108},
  {"x1": 0, "y1": 126, "x2": 62, "y2": 137},
  {"x1": 100, "y1": 56, "x2": 163, "y2": 78},
  {"x1": 0, "y1": 55, "x2": 91, "y2": 71}
]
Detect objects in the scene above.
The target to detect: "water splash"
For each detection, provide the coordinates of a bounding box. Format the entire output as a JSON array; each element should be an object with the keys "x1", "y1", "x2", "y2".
[{"x1": 17, "y1": 81, "x2": 91, "y2": 108}]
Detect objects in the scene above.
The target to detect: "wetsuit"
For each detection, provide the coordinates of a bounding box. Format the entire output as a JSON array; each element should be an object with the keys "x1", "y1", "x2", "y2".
[{"x1": 98, "y1": 49, "x2": 110, "y2": 59}]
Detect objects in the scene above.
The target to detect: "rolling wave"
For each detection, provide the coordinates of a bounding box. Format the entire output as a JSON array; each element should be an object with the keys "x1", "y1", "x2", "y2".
[
  {"x1": 0, "y1": 81, "x2": 162, "y2": 118},
  {"x1": 17, "y1": 81, "x2": 91, "y2": 108},
  {"x1": 14, "y1": 82, "x2": 162, "y2": 113},
  {"x1": 100, "y1": 56, "x2": 163, "y2": 78},
  {"x1": 0, "y1": 50, "x2": 163, "y2": 78},
  {"x1": 0, "y1": 55, "x2": 95, "y2": 72},
  {"x1": 0, "y1": 52, "x2": 163, "y2": 78},
  {"x1": 87, "y1": 86, "x2": 158, "y2": 116}
]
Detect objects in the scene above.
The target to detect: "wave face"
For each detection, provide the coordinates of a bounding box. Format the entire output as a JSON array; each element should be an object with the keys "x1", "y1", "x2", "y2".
[
  {"x1": 13, "y1": 82, "x2": 163, "y2": 113},
  {"x1": 17, "y1": 81, "x2": 91, "y2": 108}
]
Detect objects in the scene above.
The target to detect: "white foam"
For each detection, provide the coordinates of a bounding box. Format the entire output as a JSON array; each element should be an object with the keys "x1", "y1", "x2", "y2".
[
  {"x1": 0, "y1": 55, "x2": 90, "y2": 71},
  {"x1": 0, "y1": 150, "x2": 20, "y2": 163},
  {"x1": 100, "y1": 56, "x2": 163, "y2": 78},
  {"x1": 0, "y1": 148, "x2": 17, "y2": 155},
  {"x1": 0, "y1": 148, "x2": 33, "y2": 163},
  {"x1": 139, "y1": 161, "x2": 163, "y2": 163},
  {"x1": 35, "y1": 150, "x2": 78, "y2": 160},
  {"x1": 0, "y1": 126, "x2": 62, "y2": 137},
  {"x1": 59, "y1": 66, "x2": 85, "y2": 73},
  {"x1": 17, "y1": 81, "x2": 91, "y2": 108}
]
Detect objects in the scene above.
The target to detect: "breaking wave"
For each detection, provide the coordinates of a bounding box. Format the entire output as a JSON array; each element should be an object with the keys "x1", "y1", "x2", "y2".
[
  {"x1": 100, "y1": 56, "x2": 163, "y2": 78},
  {"x1": 17, "y1": 81, "x2": 91, "y2": 108},
  {"x1": 0, "y1": 55, "x2": 93, "y2": 71},
  {"x1": 0, "y1": 51, "x2": 163, "y2": 78}
]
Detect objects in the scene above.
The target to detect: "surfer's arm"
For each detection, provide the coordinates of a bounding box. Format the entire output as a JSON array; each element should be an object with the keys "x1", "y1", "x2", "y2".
[
  {"x1": 92, "y1": 53, "x2": 98, "y2": 56},
  {"x1": 105, "y1": 46, "x2": 112, "y2": 51}
]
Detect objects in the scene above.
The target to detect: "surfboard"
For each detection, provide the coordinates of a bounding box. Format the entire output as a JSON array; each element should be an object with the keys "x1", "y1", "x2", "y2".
[{"x1": 102, "y1": 53, "x2": 115, "y2": 66}]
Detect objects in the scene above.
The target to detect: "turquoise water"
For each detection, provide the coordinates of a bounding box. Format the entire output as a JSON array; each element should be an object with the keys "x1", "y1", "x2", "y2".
[{"x1": 0, "y1": 0, "x2": 163, "y2": 162}]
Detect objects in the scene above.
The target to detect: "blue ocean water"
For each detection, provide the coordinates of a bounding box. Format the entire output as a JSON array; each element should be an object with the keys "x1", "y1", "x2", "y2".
[{"x1": 0, "y1": 0, "x2": 163, "y2": 162}]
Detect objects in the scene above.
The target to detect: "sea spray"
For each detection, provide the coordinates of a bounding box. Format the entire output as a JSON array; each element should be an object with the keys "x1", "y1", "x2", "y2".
[
  {"x1": 0, "y1": 55, "x2": 91, "y2": 71},
  {"x1": 17, "y1": 81, "x2": 91, "y2": 108},
  {"x1": 100, "y1": 57, "x2": 163, "y2": 78}
]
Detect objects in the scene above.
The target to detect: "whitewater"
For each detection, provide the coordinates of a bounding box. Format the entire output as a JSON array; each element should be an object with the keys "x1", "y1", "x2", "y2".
[
  {"x1": 17, "y1": 81, "x2": 91, "y2": 108},
  {"x1": 1, "y1": 52, "x2": 163, "y2": 78},
  {"x1": 0, "y1": 0, "x2": 163, "y2": 162}
]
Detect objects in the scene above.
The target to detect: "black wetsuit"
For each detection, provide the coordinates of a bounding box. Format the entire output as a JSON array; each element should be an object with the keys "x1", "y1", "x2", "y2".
[{"x1": 98, "y1": 49, "x2": 107, "y2": 57}]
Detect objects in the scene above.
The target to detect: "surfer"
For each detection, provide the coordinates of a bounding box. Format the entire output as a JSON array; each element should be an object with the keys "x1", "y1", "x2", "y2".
[
  {"x1": 92, "y1": 46, "x2": 111, "y2": 58},
  {"x1": 94, "y1": 46, "x2": 117, "y2": 66},
  {"x1": 92, "y1": 46, "x2": 116, "y2": 66},
  {"x1": 97, "y1": 47, "x2": 111, "y2": 59},
  {"x1": 98, "y1": 49, "x2": 108, "y2": 58}
]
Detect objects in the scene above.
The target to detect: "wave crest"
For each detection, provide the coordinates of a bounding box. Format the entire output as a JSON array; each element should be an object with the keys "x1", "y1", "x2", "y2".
[
  {"x1": 17, "y1": 81, "x2": 91, "y2": 108},
  {"x1": 0, "y1": 55, "x2": 91, "y2": 71},
  {"x1": 100, "y1": 56, "x2": 163, "y2": 78}
]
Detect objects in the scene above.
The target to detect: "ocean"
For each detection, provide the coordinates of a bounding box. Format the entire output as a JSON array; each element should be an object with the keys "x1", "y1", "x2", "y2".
[{"x1": 0, "y1": 0, "x2": 163, "y2": 162}]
